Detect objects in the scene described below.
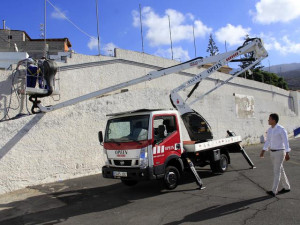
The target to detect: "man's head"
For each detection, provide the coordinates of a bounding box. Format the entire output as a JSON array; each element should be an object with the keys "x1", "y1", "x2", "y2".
[{"x1": 268, "y1": 113, "x2": 279, "y2": 126}]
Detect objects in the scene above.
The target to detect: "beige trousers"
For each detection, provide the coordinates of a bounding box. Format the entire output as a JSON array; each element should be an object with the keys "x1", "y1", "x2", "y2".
[{"x1": 270, "y1": 150, "x2": 290, "y2": 194}]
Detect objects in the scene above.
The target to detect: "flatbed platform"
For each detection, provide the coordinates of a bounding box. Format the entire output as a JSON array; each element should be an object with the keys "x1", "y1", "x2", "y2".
[{"x1": 183, "y1": 136, "x2": 242, "y2": 152}]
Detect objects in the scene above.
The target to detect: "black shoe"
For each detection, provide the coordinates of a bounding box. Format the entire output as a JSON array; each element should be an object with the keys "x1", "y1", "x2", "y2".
[
  {"x1": 266, "y1": 191, "x2": 276, "y2": 197},
  {"x1": 278, "y1": 188, "x2": 291, "y2": 194}
]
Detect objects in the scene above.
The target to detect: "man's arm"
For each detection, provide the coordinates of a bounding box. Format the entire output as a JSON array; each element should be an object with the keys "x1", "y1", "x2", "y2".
[
  {"x1": 261, "y1": 129, "x2": 270, "y2": 158},
  {"x1": 280, "y1": 128, "x2": 291, "y2": 161}
]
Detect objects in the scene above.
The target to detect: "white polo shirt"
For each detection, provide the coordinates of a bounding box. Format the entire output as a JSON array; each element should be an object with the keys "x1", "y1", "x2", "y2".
[{"x1": 263, "y1": 124, "x2": 290, "y2": 152}]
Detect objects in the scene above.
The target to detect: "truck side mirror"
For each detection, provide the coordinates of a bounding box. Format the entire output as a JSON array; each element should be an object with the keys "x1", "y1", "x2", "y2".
[{"x1": 98, "y1": 131, "x2": 104, "y2": 145}]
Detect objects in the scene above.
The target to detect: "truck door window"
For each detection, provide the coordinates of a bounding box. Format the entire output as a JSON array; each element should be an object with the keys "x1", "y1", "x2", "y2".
[{"x1": 154, "y1": 116, "x2": 177, "y2": 144}]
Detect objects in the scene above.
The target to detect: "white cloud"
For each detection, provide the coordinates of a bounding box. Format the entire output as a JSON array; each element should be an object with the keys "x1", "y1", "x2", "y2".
[
  {"x1": 51, "y1": 8, "x2": 68, "y2": 20},
  {"x1": 154, "y1": 46, "x2": 190, "y2": 61},
  {"x1": 132, "y1": 7, "x2": 212, "y2": 47},
  {"x1": 102, "y1": 42, "x2": 118, "y2": 56},
  {"x1": 251, "y1": 0, "x2": 300, "y2": 24},
  {"x1": 215, "y1": 24, "x2": 251, "y2": 46},
  {"x1": 186, "y1": 13, "x2": 195, "y2": 21},
  {"x1": 173, "y1": 47, "x2": 190, "y2": 61},
  {"x1": 87, "y1": 37, "x2": 99, "y2": 50},
  {"x1": 88, "y1": 39, "x2": 117, "y2": 55},
  {"x1": 261, "y1": 34, "x2": 300, "y2": 55}
]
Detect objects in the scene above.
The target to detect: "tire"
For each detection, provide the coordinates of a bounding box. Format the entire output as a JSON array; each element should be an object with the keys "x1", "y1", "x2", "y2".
[
  {"x1": 164, "y1": 166, "x2": 180, "y2": 190},
  {"x1": 121, "y1": 179, "x2": 138, "y2": 186},
  {"x1": 210, "y1": 154, "x2": 228, "y2": 173}
]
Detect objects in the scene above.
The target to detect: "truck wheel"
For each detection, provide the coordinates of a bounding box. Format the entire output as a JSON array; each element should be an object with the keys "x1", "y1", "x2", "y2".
[
  {"x1": 210, "y1": 154, "x2": 228, "y2": 173},
  {"x1": 121, "y1": 180, "x2": 138, "y2": 186},
  {"x1": 164, "y1": 166, "x2": 180, "y2": 190}
]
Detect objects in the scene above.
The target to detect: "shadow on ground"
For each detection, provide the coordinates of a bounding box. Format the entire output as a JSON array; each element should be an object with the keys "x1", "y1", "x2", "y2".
[
  {"x1": 0, "y1": 167, "x2": 267, "y2": 225},
  {"x1": 163, "y1": 195, "x2": 272, "y2": 225},
  {"x1": 0, "y1": 170, "x2": 214, "y2": 225}
]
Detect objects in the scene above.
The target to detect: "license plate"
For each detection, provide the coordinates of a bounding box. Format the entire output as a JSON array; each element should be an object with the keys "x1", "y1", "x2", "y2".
[{"x1": 113, "y1": 171, "x2": 127, "y2": 177}]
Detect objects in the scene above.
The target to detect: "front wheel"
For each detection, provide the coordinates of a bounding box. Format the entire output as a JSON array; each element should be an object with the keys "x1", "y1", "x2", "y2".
[
  {"x1": 210, "y1": 154, "x2": 228, "y2": 173},
  {"x1": 164, "y1": 166, "x2": 180, "y2": 190}
]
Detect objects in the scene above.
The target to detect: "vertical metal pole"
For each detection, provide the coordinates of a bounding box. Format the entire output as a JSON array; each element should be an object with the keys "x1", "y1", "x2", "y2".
[
  {"x1": 139, "y1": 4, "x2": 144, "y2": 53},
  {"x1": 44, "y1": 0, "x2": 47, "y2": 58},
  {"x1": 193, "y1": 24, "x2": 196, "y2": 57},
  {"x1": 96, "y1": 0, "x2": 101, "y2": 55},
  {"x1": 168, "y1": 15, "x2": 173, "y2": 60},
  {"x1": 225, "y1": 40, "x2": 228, "y2": 65}
]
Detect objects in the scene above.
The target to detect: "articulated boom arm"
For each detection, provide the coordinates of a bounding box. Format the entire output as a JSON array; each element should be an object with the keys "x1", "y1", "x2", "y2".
[
  {"x1": 36, "y1": 58, "x2": 202, "y2": 113},
  {"x1": 35, "y1": 38, "x2": 267, "y2": 142}
]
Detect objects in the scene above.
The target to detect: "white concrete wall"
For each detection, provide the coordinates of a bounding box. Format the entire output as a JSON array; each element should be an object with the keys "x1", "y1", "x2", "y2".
[
  {"x1": 290, "y1": 91, "x2": 300, "y2": 116},
  {"x1": 0, "y1": 48, "x2": 299, "y2": 194}
]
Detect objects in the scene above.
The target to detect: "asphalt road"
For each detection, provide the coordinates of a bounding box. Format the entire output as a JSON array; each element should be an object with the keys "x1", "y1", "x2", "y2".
[{"x1": 0, "y1": 138, "x2": 299, "y2": 225}]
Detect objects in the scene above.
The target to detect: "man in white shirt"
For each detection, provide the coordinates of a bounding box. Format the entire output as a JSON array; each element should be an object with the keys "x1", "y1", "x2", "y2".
[{"x1": 260, "y1": 113, "x2": 291, "y2": 197}]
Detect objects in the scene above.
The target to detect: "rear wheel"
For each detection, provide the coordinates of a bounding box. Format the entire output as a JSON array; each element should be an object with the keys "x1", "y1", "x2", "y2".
[
  {"x1": 121, "y1": 179, "x2": 138, "y2": 186},
  {"x1": 210, "y1": 154, "x2": 228, "y2": 173},
  {"x1": 164, "y1": 166, "x2": 180, "y2": 190}
]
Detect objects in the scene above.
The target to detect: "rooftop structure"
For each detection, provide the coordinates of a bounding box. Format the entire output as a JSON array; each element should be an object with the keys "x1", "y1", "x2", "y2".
[{"x1": 0, "y1": 28, "x2": 71, "y2": 59}]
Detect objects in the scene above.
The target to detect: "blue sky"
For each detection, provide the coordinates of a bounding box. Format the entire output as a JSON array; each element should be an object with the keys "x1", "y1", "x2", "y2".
[{"x1": 1, "y1": 0, "x2": 300, "y2": 66}]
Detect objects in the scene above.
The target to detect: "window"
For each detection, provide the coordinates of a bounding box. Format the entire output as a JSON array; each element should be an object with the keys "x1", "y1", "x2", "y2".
[
  {"x1": 105, "y1": 115, "x2": 149, "y2": 142},
  {"x1": 107, "y1": 121, "x2": 131, "y2": 140},
  {"x1": 153, "y1": 115, "x2": 177, "y2": 144}
]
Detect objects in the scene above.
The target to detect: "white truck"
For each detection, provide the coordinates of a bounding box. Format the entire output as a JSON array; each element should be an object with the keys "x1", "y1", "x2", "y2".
[
  {"x1": 99, "y1": 109, "x2": 254, "y2": 189},
  {"x1": 30, "y1": 38, "x2": 268, "y2": 189}
]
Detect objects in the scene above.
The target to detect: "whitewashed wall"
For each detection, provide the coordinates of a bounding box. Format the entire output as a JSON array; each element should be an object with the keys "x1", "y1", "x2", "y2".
[{"x1": 0, "y1": 48, "x2": 299, "y2": 194}]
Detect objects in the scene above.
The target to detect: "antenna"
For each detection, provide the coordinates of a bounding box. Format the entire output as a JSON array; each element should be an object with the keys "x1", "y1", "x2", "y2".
[
  {"x1": 40, "y1": 24, "x2": 45, "y2": 38},
  {"x1": 225, "y1": 40, "x2": 228, "y2": 66},
  {"x1": 96, "y1": 0, "x2": 101, "y2": 55},
  {"x1": 44, "y1": 0, "x2": 47, "y2": 58},
  {"x1": 168, "y1": 15, "x2": 173, "y2": 60},
  {"x1": 139, "y1": 4, "x2": 144, "y2": 53}
]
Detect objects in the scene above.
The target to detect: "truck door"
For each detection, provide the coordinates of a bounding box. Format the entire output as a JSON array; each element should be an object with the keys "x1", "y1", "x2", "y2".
[{"x1": 152, "y1": 114, "x2": 181, "y2": 174}]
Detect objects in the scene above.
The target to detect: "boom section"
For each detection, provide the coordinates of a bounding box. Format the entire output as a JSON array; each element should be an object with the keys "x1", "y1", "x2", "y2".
[
  {"x1": 170, "y1": 38, "x2": 268, "y2": 115},
  {"x1": 37, "y1": 38, "x2": 267, "y2": 113},
  {"x1": 37, "y1": 57, "x2": 218, "y2": 112}
]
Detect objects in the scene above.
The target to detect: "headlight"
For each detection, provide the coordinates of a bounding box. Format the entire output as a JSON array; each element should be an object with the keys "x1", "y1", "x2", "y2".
[{"x1": 139, "y1": 147, "x2": 148, "y2": 169}]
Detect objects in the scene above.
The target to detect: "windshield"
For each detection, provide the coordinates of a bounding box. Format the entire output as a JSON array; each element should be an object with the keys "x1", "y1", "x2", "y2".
[{"x1": 105, "y1": 115, "x2": 149, "y2": 142}]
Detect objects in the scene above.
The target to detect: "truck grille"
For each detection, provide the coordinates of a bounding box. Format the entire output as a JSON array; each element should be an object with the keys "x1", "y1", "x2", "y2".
[{"x1": 114, "y1": 160, "x2": 133, "y2": 166}]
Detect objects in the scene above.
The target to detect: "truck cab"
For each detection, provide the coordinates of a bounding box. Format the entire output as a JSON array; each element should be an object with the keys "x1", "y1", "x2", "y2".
[
  {"x1": 101, "y1": 109, "x2": 185, "y2": 188},
  {"x1": 100, "y1": 109, "x2": 255, "y2": 189}
]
